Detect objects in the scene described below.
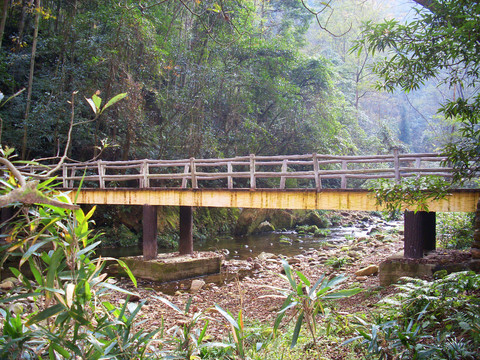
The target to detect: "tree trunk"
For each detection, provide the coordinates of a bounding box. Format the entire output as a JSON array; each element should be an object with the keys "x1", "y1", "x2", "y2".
[
  {"x1": 15, "y1": 0, "x2": 27, "y2": 53},
  {"x1": 0, "y1": 0, "x2": 9, "y2": 49},
  {"x1": 472, "y1": 198, "x2": 480, "y2": 259},
  {"x1": 21, "y1": 0, "x2": 41, "y2": 160}
]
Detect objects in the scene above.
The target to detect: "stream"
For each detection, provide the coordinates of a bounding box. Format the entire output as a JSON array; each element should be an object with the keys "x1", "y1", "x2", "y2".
[
  {"x1": 98, "y1": 217, "x2": 401, "y2": 260},
  {"x1": 98, "y1": 216, "x2": 401, "y2": 294}
]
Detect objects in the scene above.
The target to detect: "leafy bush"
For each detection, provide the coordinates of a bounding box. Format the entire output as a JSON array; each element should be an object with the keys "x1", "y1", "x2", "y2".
[
  {"x1": 348, "y1": 272, "x2": 480, "y2": 359},
  {"x1": 325, "y1": 256, "x2": 350, "y2": 269},
  {"x1": 267, "y1": 260, "x2": 361, "y2": 354},
  {"x1": 370, "y1": 176, "x2": 451, "y2": 215},
  {"x1": 437, "y1": 212, "x2": 474, "y2": 249},
  {"x1": 0, "y1": 172, "x2": 160, "y2": 358},
  {"x1": 100, "y1": 223, "x2": 141, "y2": 247}
]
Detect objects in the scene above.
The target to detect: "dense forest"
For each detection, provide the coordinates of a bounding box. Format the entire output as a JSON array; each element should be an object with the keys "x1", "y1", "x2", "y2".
[
  {"x1": 0, "y1": 0, "x2": 452, "y2": 163},
  {"x1": 1, "y1": 1, "x2": 480, "y2": 359}
]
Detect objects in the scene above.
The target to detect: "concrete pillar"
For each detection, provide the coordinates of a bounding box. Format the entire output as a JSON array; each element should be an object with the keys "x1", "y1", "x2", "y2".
[
  {"x1": 404, "y1": 211, "x2": 436, "y2": 258},
  {"x1": 142, "y1": 205, "x2": 157, "y2": 260},
  {"x1": 179, "y1": 206, "x2": 193, "y2": 255},
  {"x1": 422, "y1": 212, "x2": 436, "y2": 252}
]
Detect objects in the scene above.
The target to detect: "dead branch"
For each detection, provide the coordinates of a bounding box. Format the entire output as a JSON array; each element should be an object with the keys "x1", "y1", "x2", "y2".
[{"x1": 0, "y1": 157, "x2": 79, "y2": 210}]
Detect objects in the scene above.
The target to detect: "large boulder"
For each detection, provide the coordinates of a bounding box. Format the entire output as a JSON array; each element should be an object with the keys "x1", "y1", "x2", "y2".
[
  {"x1": 297, "y1": 211, "x2": 331, "y2": 228},
  {"x1": 234, "y1": 209, "x2": 270, "y2": 235},
  {"x1": 235, "y1": 209, "x2": 295, "y2": 235},
  {"x1": 256, "y1": 221, "x2": 275, "y2": 233}
]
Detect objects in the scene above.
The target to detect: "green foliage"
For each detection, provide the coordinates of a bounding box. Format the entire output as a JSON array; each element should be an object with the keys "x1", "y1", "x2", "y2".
[
  {"x1": 153, "y1": 294, "x2": 210, "y2": 358},
  {"x1": 370, "y1": 176, "x2": 451, "y2": 215},
  {"x1": 0, "y1": 164, "x2": 159, "y2": 358},
  {"x1": 355, "y1": 1, "x2": 480, "y2": 182},
  {"x1": 269, "y1": 260, "x2": 361, "y2": 354},
  {"x1": 348, "y1": 271, "x2": 480, "y2": 359},
  {"x1": 100, "y1": 223, "x2": 140, "y2": 247},
  {"x1": 324, "y1": 256, "x2": 350, "y2": 269},
  {"x1": 437, "y1": 212, "x2": 474, "y2": 249},
  {"x1": 0, "y1": 0, "x2": 368, "y2": 162}
]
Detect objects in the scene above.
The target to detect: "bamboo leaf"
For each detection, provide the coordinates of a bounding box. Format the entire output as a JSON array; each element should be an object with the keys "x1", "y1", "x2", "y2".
[
  {"x1": 215, "y1": 305, "x2": 239, "y2": 330},
  {"x1": 290, "y1": 311, "x2": 304, "y2": 348},
  {"x1": 281, "y1": 259, "x2": 296, "y2": 289},
  {"x1": 296, "y1": 270, "x2": 310, "y2": 287},
  {"x1": 19, "y1": 239, "x2": 51, "y2": 267},
  {"x1": 99, "y1": 282, "x2": 136, "y2": 296},
  {"x1": 323, "y1": 288, "x2": 362, "y2": 300},
  {"x1": 26, "y1": 304, "x2": 64, "y2": 325},
  {"x1": 115, "y1": 259, "x2": 137, "y2": 287},
  {"x1": 152, "y1": 295, "x2": 182, "y2": 313},
  {"x1": 66, "y1": 283, "x2": 75, "y2": 308}
]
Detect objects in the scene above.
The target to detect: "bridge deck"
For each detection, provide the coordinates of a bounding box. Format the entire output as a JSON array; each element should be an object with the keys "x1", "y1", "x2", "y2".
[{"x1": 72, "y1": 188, "x2": 480, "y2": 212}]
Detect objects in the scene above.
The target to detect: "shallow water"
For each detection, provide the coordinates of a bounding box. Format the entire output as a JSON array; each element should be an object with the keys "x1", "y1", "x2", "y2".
[
  {"x1": 98, "y1": 218, "x2": 400, "y2": 260},
  {"x1": 99, "y1": 218, "x2": 400, "y2": 294}
]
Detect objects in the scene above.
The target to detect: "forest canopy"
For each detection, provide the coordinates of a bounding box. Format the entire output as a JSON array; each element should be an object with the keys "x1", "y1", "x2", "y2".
[
  {"x1": 0, "y1": 0, "x2": 475, "y2": 164},
  {"x1": 0, "y1": 0, "x2": 371, "y2": 162}
]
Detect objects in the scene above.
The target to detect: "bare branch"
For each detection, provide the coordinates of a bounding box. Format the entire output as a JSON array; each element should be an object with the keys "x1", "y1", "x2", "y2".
[{"x1": 0, "y1": 156, "x2": 79, "y2": 210}]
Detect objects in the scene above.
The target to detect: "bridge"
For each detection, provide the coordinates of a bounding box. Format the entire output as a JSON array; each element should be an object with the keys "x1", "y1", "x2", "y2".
[{"x1": 11, "y1": 151, "x2": 480, "y2": 260}]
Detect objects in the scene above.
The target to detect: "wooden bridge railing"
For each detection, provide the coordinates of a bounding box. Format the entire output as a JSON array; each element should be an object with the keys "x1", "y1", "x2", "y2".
[{"x1": 9, "y1": 150, "x2": 453, "y2": 190}]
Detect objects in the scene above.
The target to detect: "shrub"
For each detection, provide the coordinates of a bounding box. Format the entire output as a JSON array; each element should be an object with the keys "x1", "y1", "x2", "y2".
[{"x1": 437, "y1": 212, "x2": 474, "y2": 249}]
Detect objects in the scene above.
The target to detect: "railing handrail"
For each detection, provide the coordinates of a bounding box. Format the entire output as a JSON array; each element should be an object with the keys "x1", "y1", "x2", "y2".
[{"x1": 2, "y1": 151, "x2": 456, "y2": 190}]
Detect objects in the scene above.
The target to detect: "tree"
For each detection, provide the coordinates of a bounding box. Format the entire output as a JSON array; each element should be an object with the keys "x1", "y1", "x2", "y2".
[{"x1": 354, "y1": 0, "x2": 480, "y2": 182}]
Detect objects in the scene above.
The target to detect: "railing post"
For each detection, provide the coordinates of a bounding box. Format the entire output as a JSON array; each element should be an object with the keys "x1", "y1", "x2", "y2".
[
  {"x1": 182, "y1": 164, "x2": 189, "y2": 188},
  {"x1": 393, "y1": 147, "x2": 400, "y2": 183},
  {"x1": 280, "y1": 159, "x2": 287, "y2": 189},
  {"x1": 313, "y1": 153, "x2": 321, "y2": 191},
  {"x1": 141, "y1": 160, "x2": 149, "y2": 188},
  {"x1": 97, "y1": 160, "x2": 105, "y2": 189},
  {"x1": 62, "y1": 164, "x2": 68, "y2": 188},
  {"x1": 249, "y1": 154, "x2": 256, "y2": 190},
  {"x1": 190, "y1": 157, "x2": 197, "y2": 189},
  {"x1": 340, "y1": 160, "x2": 347, "y2": 189},
  {"x1": 227, "y1": 162, "x2": 233, "y2": 189},
  {"x1": 70, "y1": 167, "x2": 76, "y2": 188}
]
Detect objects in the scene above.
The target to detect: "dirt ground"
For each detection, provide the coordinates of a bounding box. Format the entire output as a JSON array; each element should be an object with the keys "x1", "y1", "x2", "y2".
[{"x1": 109, "y1": 226, "x2": 474, "y2": 357}]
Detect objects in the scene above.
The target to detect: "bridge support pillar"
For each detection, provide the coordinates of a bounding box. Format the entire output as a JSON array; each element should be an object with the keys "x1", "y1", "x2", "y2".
[
  {"x1": 142, "y1": 205, "x2": 158, "y2": 260},
  {"x1": 179, "y1": 206, "x2": 194, "y2": 255},
  {"x1": 404, "y1": 211, "x2": 436, "y2": 258}
]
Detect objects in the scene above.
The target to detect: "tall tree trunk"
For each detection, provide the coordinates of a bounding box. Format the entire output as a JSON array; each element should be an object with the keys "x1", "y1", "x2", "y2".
[
  {"x1": 0, "y1": 0, "x2": 9, "y2": 49},
  {"x1": 15, "y1": 0, "x2": 28, "y2": 52},
  {"x1": 21, "y1": 0, "x2": 40, "y2": 159}
]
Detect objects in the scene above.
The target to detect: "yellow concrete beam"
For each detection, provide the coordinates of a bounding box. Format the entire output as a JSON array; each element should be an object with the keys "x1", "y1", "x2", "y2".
[{"x1": 69, "y1": 188, "x2": 480, "y2": 212}]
